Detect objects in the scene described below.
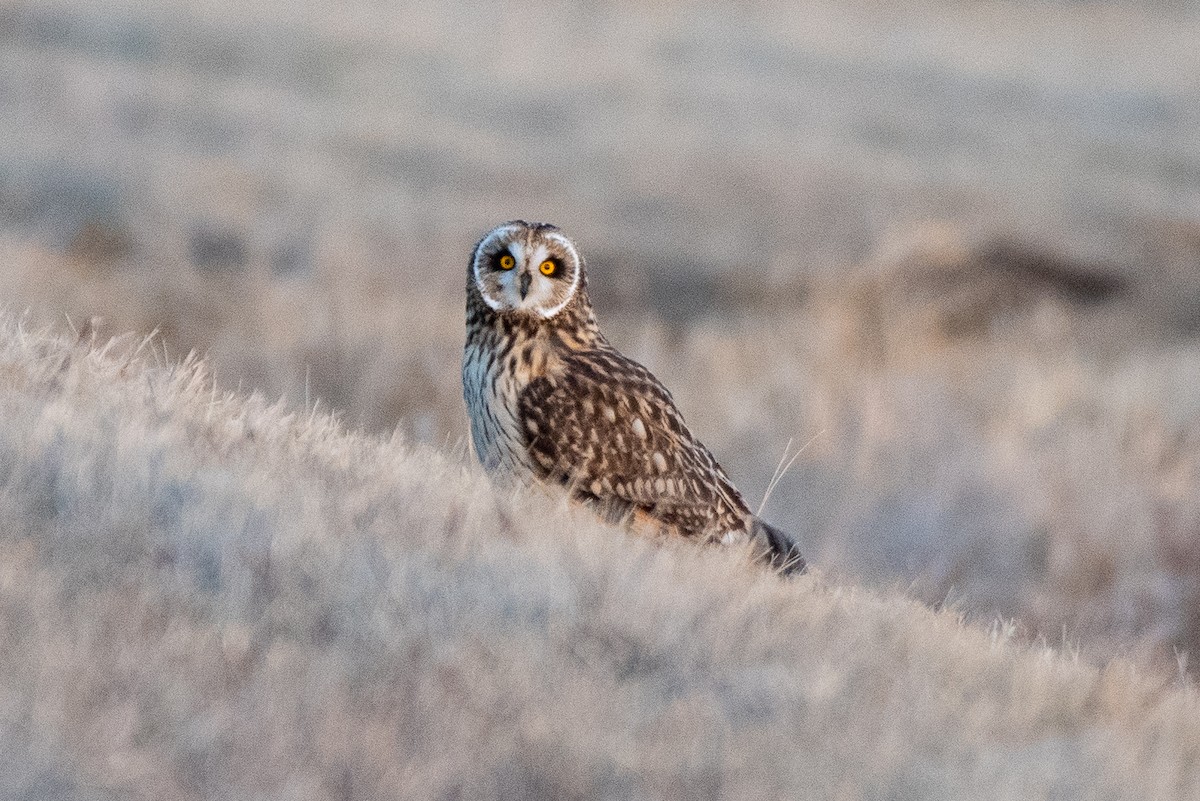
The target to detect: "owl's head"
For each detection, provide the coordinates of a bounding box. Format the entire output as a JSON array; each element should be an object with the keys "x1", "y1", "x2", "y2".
[{"x1": 468, "y1": 221, "x2": 585, "y2": 320}]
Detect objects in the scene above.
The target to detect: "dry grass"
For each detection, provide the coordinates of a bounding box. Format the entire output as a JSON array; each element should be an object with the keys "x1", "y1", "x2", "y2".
[
  {"x1": 11, "y1": 219, "x2": 1200, "y2": 675},
  {"x1": 2, "y1": 315, "x2": 1199, "y2": 799},
  {"x1": 3, "y1": 0, "x2": 1200, "y2": 775}
]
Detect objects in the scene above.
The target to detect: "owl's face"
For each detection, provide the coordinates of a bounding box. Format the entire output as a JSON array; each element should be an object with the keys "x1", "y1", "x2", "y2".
[{"x1": 470, "y1": 221, "x2": 582, "y2": 319}]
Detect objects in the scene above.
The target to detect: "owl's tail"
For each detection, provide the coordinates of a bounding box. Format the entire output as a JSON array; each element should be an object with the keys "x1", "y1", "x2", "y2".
[{"x1": 748, "y1": 516, "x2": 807, "y2": 575}]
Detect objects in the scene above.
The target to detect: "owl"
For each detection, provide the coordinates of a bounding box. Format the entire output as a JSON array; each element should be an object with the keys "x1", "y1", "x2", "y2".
[{"x1": 462, "y1": 220, "x2": 805, "y2": 574}]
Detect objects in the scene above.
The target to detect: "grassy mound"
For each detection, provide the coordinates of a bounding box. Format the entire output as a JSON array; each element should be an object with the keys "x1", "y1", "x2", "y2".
[{"x1": 0, "y1": 316, "x2": 1197, "y2": 799}]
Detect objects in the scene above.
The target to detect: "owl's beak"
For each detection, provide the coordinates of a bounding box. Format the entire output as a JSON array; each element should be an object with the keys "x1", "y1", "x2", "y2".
[{"x1": 518, "y1": 271, "x2": 532, "y2": 299}]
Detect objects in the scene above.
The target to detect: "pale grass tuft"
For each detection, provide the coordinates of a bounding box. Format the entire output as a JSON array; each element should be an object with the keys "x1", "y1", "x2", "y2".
[{"x1": 757, "y1": 431, "x2": 823, "y2": 518}]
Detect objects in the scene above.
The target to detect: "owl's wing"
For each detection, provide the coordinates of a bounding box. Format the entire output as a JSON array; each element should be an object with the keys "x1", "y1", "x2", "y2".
[{"x1": 517, "y1": 346, "x2": 751, "y2": 539}]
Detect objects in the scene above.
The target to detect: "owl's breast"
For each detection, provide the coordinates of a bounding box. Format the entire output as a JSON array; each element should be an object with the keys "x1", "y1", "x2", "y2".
[{"x1": 462, "y1": 330, "x2": 563, "y2": 481}]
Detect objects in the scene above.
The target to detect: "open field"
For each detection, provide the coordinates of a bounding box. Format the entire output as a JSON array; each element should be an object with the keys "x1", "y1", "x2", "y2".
[
  {"x1": 2, "y1": 316, "x2": 1199, "y2": 799},
  {"x1": 2, "y1": 0, "x2": 1200, "y2": 748}
]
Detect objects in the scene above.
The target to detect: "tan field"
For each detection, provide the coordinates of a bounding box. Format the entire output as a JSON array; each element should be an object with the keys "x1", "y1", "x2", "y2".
[
  {"x1": 2, "y1": 0, "x2": 1200, "y2": 793},
  {"x1": 2, "y1": 317, "x2": 1199, "y2": 798}
]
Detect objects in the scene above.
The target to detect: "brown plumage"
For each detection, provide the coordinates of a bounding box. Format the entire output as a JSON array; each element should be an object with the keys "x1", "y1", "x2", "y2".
[{"x1": 462, "y1": 220, "x2": 805, "y2": 573}]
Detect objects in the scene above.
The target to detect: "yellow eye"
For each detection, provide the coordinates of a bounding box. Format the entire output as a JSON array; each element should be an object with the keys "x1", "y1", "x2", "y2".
[
  {"x1": 539, "y1": 259, "x2": 557, "y2": 276},
  {"x1": 499, "y1": 253, "x2": 516, "y2": 270}
]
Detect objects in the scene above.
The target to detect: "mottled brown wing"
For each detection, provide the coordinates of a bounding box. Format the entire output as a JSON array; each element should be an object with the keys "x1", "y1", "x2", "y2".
[{"x1": 517, "y1": 345, "x2": 750, "y2": 539}]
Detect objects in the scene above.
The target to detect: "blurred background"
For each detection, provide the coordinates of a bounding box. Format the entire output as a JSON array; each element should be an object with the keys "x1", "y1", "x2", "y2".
[{"x1": 2, "y1": 0, "x2": 1199, "y2": 671}]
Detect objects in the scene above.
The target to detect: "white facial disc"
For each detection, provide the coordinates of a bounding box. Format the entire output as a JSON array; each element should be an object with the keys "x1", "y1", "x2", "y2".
[
  {"x1": 472, "y1": 224, "x2": 523, "y2": 311},
  {"x1": 537, "y1": 231, "x2": 581, "y2": 318}
]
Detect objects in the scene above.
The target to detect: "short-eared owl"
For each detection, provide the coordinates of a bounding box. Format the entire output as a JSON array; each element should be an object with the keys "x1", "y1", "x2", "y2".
[{"x1": 463, "y1": 220, "x2": 805, "y2": 573}]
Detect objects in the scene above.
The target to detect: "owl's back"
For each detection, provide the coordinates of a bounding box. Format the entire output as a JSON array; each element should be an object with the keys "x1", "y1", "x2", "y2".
[
  {"x1": 520, "y1": 343, "x2": 754, "y2": 541},
  {"x1": 463, "y1": 306, "x2": 752, "y2": 542}
]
